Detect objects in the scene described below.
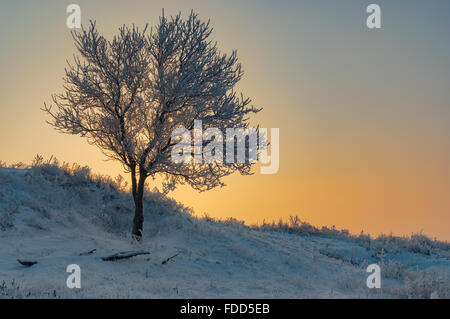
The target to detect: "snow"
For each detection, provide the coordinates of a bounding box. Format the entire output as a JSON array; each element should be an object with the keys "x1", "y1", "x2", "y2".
[{"x1": 0, "y1": 165, "x2": 449, "y2": 298}]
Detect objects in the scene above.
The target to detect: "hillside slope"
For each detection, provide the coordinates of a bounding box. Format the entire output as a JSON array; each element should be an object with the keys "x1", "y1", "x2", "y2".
[{"x1": 0, "y1": 164, "x2": 449, "y2": 298}]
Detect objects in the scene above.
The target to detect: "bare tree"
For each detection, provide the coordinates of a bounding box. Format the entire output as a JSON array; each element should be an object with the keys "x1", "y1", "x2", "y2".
[{"x1": 43, "y1": 11, "x2": 260, "y2": 240}]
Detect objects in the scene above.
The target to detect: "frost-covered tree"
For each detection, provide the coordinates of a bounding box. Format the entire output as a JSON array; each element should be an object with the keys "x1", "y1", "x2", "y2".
[{"x1": 43, "y1": 11, "x2": 261, "y2": 240}]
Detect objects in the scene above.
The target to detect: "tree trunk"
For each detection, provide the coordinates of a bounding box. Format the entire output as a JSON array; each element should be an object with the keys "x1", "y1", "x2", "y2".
[{"x1": 131, "y1": 168, "x2": 146, "y2": 240}]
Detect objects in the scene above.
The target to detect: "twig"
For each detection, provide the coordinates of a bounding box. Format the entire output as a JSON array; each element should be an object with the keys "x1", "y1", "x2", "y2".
[
  {"x1": 80, "y1": 249, "x2": 96, "y2": 256},
  {"x1": 17, "y1": 259, "x2": 37, "y2": 267},
  {"x1": 101, "y1": 250, "x2": 150, "y2": 261},
  {"x1": 162, "y1": 253, "x2": 180, "y2": 265}
]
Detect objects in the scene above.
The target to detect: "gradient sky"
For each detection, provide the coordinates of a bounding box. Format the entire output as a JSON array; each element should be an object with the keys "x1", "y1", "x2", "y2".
[{"x1": 1, "y1": 0, "x2": 450, "y2": 240}]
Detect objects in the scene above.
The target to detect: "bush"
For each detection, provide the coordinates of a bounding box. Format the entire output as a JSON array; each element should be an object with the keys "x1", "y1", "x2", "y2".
[
  {"x1": 381, "y1": 260, "x2": 406, "y2": 280},
  {"x1": 0, "y1": 209, "x2": 14, "y2": 230},
  {"x1": 394, "y1": 268, "x2": 450, "y2": 299}
]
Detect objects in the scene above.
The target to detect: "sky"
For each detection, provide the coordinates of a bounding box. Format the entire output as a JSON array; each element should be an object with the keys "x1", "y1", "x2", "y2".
[{"x1": 1, "y1": 0, "x2": 450, "y2": 240}]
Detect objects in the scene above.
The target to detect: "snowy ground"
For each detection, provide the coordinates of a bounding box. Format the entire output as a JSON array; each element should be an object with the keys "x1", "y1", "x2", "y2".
[{"x1": 0, "y1": 163, "x2": 449, "y2": 298}]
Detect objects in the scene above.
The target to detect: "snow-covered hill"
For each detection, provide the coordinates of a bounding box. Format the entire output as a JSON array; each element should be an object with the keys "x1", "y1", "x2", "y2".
[{"x1": 0, "y1": 162, "x2": 449, "y2": 298}]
